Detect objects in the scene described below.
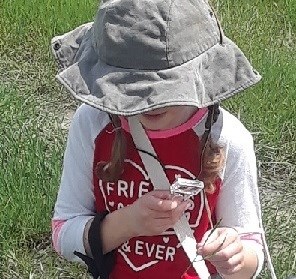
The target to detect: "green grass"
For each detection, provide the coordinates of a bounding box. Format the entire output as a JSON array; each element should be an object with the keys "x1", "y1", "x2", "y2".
[
  {"x1": 216, "y1": 0, "x2": 296, "y2": 163},
  {"x1": 0, "y1": 0, "x2": 98, "y2": 47},
  {"x1": 0, "y1": 0, "x2": 295, "y2": 278},
  {"x1": 0, "y1": 85, "x2": 62, "y2": 246}
]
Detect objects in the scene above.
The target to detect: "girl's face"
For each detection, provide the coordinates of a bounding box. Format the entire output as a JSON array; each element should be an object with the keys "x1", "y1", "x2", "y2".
[{"x1": 138, "y1": 106, "x2": 198, "y2": 130}]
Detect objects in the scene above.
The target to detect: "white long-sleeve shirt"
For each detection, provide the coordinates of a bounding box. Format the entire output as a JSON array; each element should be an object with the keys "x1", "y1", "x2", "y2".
[{"x1": 52, "y1": 104, "x2": 265, "y2": 277}]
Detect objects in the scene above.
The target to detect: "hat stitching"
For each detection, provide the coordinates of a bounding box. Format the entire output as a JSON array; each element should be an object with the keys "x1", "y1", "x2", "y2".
[
  {"x1": 88, "y1": 38, "x2": 219, "y2": 72},
  {"x1": 57, "y1": 71, "x2": 260, "y2": 115},
  {"x1": 97, "y1": 37, "x2": 220, "y2": 71}
]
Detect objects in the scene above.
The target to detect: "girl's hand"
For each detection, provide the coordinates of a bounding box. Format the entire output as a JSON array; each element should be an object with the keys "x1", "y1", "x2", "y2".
[
  {"x1": 125, "y1": 190, "x2": 189, "y2": 237},
  {"x1": 197, "y1": 227, "x2": 244, "y2": 276}
]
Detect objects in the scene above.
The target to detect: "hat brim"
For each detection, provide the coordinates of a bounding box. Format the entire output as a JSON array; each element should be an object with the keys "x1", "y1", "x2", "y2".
[{"x1": 54, "y1": 25, "x2": 261, "y2": 116}]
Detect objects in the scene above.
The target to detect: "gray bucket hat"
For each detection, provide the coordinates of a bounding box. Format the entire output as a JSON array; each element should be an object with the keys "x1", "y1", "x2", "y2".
[{"x1": 52, "y1": 0, "x2": 261, "y2": 116}]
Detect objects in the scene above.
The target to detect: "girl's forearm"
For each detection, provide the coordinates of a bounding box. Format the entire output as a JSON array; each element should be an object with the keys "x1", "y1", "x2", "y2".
[
  {"x1": 83, "y1": 206, "x2": 135, "y2": 256},
  {"x1": 221, "y1": 245, "x2": 258, "y2": 279},
  {"x1": 101, "y1": 206, "x2": 136, "y2": 253},
  {"x1": 83, "y1": 191, "x2": 187, "y2": 257}
]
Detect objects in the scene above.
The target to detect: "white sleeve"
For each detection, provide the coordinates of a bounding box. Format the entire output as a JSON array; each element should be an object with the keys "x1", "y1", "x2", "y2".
[
  {"x1": 52, "y1": 104, "x2": 109, "y2": 261},
  {"x1": 217, "y1": 121, "x2": 262, "y2": 232},
  {"x1": 215, "y1": 110, "x2": 265, "y2": 276}
]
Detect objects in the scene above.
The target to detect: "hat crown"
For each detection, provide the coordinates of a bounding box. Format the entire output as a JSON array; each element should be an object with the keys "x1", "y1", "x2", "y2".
[{"x1": 93, "y1": 0, "x2": 221, "y2": 70}]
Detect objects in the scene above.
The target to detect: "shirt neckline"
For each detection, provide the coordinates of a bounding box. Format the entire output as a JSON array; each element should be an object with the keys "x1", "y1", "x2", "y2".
[{"x1": 120, "y1": 108, "x2": 208, "y2": 139}]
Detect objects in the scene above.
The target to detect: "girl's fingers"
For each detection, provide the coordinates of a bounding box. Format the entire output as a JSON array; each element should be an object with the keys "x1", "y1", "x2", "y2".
[
  {"x1": 198, "y1": 228, "x2": 238, "y2": 256},
  {"x1": 147, "y1": 193, "x2": 186, "y2": 211},
  {"x1": 206, "y1": 241, "x2": 243, "y2": 263},
  {"x1": 134, "y1": 191, "x2": 191, "y2": 235},
  {"x1": 171, "y1": 201, "x2": 189, "y2": 222},
  {"x1": 214, "y1": 252, "x2": 244, "y2": 275},
  {"x1": 199, "y1": 228, "x2": 219, "y2": 246},
  {"x1": 131, "y1": 191, "x2": 190, "y2": 236},
  {"x1": 200, "y1": 232, "x2": 231, "y2": 252},
  {"x1": 151, "y1": 199, "x2": 189, "y2": 218},
  {"x1": 149, "y1": 211, "x2": 172, "y2": 219},
  {"x1": 199, "y1": 233, "x2": 244, "y2": 276},
  {"x1": 146, "y1": 205, "x2": 189, "y2": 233},
  {"x1": 153, "y1": 218, "x2": 176, "y2": 229},
  {"x1": 151, "y1": 190, "x2": 172, "y2": 200},
  {"x1": 145, "y1": 195, "x2": 174, "y2": 211},
  {"x1": 151, "y1": 190, "x2": 184, "y2": 202}
]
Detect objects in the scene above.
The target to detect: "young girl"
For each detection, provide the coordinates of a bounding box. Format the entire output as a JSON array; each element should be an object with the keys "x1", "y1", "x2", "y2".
[{"x1": 51, "y1": 0, "x2": 274, "y2": 278}]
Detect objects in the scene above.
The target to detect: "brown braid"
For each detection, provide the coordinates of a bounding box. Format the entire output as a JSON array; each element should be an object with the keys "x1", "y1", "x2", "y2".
[
  {"x1": 198, "y1": 104, "x2": 225, "y2": 194},
  {"x1": 96, "y1": 115, "x2": 126, "y2": 182}
]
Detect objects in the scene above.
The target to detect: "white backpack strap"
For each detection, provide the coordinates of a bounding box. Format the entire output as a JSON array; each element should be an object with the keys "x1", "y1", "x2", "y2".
[{"x1": 128, "y1": 116, "x2": 210, "y2": 279}]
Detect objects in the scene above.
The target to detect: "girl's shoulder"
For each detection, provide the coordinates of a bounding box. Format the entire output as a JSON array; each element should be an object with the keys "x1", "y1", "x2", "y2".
[
  {"x1": 214, "y1": 108, "x2": 254, "y2": 149},
  {"x1": 216, "y1": 109, "x2": 257, "y2": 182},
  {"x1": 69, "y1": 103, "x2": 110, "y2": 143}
]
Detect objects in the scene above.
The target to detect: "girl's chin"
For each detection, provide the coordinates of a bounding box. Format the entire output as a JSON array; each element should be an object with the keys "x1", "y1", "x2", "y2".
[
  {"x1": 142, "y1": 112, "x2": 166, "y2": 121},
  {"x1": 139, "y1": 113, "x2": 169, "y2": 130}
]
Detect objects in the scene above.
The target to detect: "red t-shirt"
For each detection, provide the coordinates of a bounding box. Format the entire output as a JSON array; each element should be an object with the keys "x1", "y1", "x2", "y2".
[{"x1": 93, "y1": 121, "x2": 220, "y2": 279}]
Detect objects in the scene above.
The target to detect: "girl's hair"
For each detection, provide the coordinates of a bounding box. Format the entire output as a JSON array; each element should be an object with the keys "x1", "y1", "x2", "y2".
[
  {"x1": 96, "y1": 115, "x2": 126, "y2": 182},
  {"x1": 96, "y1": 106, "x2": 225, "y2": 193},
  {"x1": 198, "y1": 104, "x2": 225, "y2": 194}
]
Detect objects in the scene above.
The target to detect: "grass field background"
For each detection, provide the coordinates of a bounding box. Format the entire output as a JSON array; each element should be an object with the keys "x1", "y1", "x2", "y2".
[{"x1": 0, "y1": 0, "x2": 295, "y2": 278}]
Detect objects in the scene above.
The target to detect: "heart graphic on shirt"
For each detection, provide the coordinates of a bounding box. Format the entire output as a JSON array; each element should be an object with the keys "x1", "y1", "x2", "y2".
[
  {"x1": 97, "y1": 152, "x2": 216, "y2": 273},
  {"x1": 163, "y1": 237, "x2": 169, "y2": 244},
  {"x1": 109, "y1": 201, "x2": 115, "y2": 207}
]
